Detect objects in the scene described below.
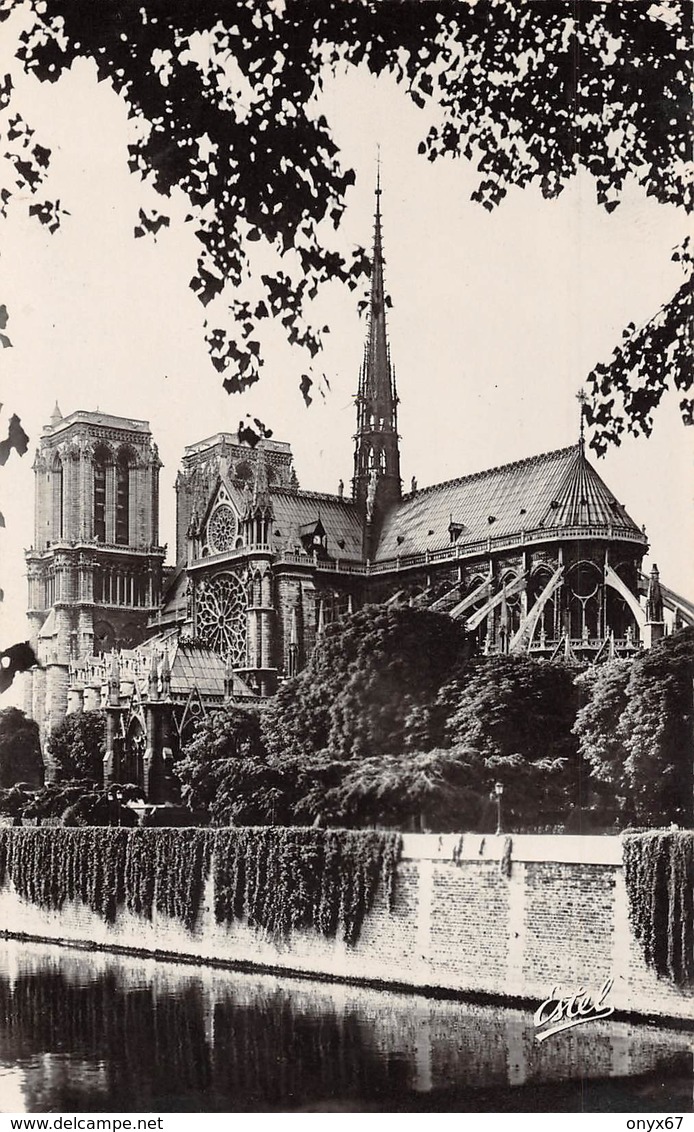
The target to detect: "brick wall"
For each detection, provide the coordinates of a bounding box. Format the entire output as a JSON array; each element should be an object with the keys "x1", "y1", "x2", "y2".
[{"x1": 1, "y1": 833, "x2": 693, "y2": 1021}]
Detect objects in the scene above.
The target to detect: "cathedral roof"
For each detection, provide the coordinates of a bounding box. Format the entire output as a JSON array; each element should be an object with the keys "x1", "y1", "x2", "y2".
[
  {"x1": 137, "y1": 632, "x2": 226, "y2": 698},
  {"x1": 374, "y1": 444, "x2": 647, "y2": 561},
  {"x1": 269, "y1": 490, "x2": 364, "y2": 559},
  {"x1": 43, "y1": 409, "x2": 151, "y2": 436},
  {"x1": 167, "y1": 641, "x2": 226, "y2": 698}
]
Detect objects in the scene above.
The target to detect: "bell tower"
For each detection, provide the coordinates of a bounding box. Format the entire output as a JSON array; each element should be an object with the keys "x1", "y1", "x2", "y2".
[
  {"x1": 24, "y1": 407, "x2": 165, "y2": 752},
  {"x1": 352, "y1": 168, "x2": 401, "y2": 555}
]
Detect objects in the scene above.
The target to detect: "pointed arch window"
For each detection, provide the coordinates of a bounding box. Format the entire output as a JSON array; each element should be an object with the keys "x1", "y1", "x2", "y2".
[
  {"x1": 116, "y1": 451, "x2": 130, "y2": 545},
  {"x1": 51, "y1": 455, "x2": 63, "y2": 541},
  {"x1": 93, "y1": 447, "x2": 108, "y2": 543}
]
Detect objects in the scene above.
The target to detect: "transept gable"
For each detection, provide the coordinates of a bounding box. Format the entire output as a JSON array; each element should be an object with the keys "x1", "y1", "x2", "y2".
[{"x1": 197, "y1": 478, "x2": 245, "y2": 555}]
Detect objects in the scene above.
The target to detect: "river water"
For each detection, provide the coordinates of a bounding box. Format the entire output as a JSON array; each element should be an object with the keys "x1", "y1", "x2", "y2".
[{"x1": 0, "y1": 939, "x2": 691, "y2": 1113}]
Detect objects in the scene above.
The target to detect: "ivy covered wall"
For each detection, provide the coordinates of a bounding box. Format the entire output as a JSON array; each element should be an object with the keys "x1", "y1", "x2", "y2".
[
  {"x1": 0, "y1": 829, "x2": 692, "y2": 1022},
  {"x1": 0, "y1": 827, "x2": 401, "y2": 945},
  {"x1": 623, "y1": 830, "x2": 694, "y2": 987}
]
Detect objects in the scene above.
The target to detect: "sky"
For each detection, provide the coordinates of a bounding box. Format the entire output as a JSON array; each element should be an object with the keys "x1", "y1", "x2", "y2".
[{"x1": 0, "y1": 10, "x2": 692, "y2": 664}]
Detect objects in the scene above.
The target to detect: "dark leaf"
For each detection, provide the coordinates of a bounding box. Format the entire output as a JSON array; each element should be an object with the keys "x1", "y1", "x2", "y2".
[
  {"x1": 0, "y1": 643, "x2": 38, "y2": 695},
  {"x1": 0, "y1": 414, "x2": 28, "y2": 464}
]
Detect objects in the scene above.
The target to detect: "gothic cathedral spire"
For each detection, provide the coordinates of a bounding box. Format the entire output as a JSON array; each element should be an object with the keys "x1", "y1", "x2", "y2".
[{"x1": 352, "y1": 164, "x2": 401, "y2": 552}]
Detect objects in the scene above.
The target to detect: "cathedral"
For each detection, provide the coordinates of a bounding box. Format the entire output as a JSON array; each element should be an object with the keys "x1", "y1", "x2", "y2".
[{"x1": 21, "y1": 186, "x2": 693, "y2": 797}]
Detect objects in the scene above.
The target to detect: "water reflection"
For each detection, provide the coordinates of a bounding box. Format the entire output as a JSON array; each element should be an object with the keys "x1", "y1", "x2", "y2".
[{"x1": 0, "y1": 940, "x2": 690, "y2": 1113}]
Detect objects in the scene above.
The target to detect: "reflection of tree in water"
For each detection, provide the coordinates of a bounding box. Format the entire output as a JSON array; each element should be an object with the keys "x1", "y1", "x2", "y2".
[
  {"x1": 0, "y1": 967, "x2": 409, "y2": 1112},
  {"x1": 211, "y1": 990, "x2": 409, "y2": 1110},
  {"x1": 0, "y1": 958, "x2": 690, "y2": 1113},
  {"x1": 0, "y1": 972, "x2": 212, "y2": 1111}
]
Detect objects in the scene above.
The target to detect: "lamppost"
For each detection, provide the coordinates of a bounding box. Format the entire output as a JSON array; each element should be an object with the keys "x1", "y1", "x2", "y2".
[{"x1": 494, "y1": 781, "x2": 504, "y2": 835}]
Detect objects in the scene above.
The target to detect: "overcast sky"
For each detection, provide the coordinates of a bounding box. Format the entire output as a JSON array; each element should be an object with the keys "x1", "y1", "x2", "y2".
[{"x1": 0, "y1": 12, "x2": 691, "y2": 662}]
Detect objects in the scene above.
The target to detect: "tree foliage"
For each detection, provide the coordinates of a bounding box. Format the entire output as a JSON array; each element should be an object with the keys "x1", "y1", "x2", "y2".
[
  {"x1": 574, "y1": 628, "x2": 694, "y2": 826},
  {"x1": 59, "y1": 787, "x2": 140, "y2": 828},
  {"x1": 0, "y1": 778, "x2": 143, "y2": 825},
  {"x1": 619, "y1": 627, "x2": 694, "y2": 826},
  {"x1": 182, "y1": 613, "x2": 694, "y2": 833},
  {"x1": 178, "y1": 606, "x2": 471, "y2": 826},
  {"x1": 48, "y1": 711, "x2": 106, "y2": 784},
  {"x1": 178, "y1": 624, "x2": 694, "y2": 832},
  {"x1": 0, "y1": 0, "x2": 689, "y2": 436},
  {"x1": 243, "y1": 611, "x2": 583, "y2": 830},
  {"x1": 0, "y1": 706, "x2": 43, "y2": 787},
  {"x1": 439, "y1": 656, "x2": 585, "y2": 827},
  {"x1": 586, "y1": 237, "x2": 692, "y2": 453},
  {"x1": 178, "y1": 621, "x2": 694, "y2": 833},
  {"x1": 0, "y1": 783, "x2": 34, "y2": 818},
  {"x1": 333, "y1": 746, "x2": 487, "y2": 833},
  {"x1": 573, "y1": 659, "x2": 633, "y2": 822},
  {"x1": 175, "y1": 703, "x2": 279, "y2": 825},
  {"x1": 262, "y1": 604, "x2": 471, "y2": 766}
]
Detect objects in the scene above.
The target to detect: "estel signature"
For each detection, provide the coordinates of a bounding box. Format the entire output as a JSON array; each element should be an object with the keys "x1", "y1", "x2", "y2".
[{"x1": 533, "y1": 978, "x2": 614, "y2": 1042}]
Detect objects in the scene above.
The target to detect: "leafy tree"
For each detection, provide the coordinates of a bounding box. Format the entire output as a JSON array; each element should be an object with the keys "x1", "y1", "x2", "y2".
[
  {"x1": 572, "y1": 629, "x2": 694, "y2": 827},
  {"x1": 0, "y1": 706, "x2": 43, "y2": 787},
  {"x1": 176, "y1": 703, "x2": 283, "y2": 824},
  {"x1": 618, "y1": 627, "x2": 694, "y2": 826},
  {"x1": 175, "y1": 623, "x2": 694, "y2": 833},
  {"x1": 262, "y1": 604, "x2": 471, "y2": 767},
  {"x1": 0, "y1": 783, "x2": 34, "y2": 818},
  {"x1": 439, "y1": 655, "x2": 584, "y2": 827},
  {"x1": 1, "y1": 1, "x2": 689, "y2": 437},
  {"x1": 173, "y1": 606, "x2": 470, "y2": 828},
  {"x1": 48, "y1": 711, "x2": 106, "y2": 783},
  {"x1": 585, "y1": 236, "x2": 692, "y2": 452},
  {"x1": 573, "y1": 659, "x2": 633, "y2": 822},
  {"x1": 20, "y1": 778, "x2": 96, "y2": 820},
  {"x1": 332, "y1": 745, "x2": 487, "y2": 833},
  {"x1": 60, "y1": 787, "x2": 140, "y2": 827},
  {"x1": 12, "y1": 779, "x2": 143, "y2": 825}
]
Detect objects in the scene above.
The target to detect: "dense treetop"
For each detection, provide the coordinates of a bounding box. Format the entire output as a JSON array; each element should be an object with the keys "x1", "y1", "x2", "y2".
[
  {"x1": 179, "y1": 606, "x2": 591, "y2": 831},
  {"x1": 574, "y1": 627, "x2": 694, "y2": 825},
  {"x1": 262, "y1": 603, "x2": 472, "y2": 766},
  {"x1": 177, "y1": 616, "x2": 694, "y2": 832},
  {"x1": 48, "y1": 710, "x2": 105, "y2": 784}
]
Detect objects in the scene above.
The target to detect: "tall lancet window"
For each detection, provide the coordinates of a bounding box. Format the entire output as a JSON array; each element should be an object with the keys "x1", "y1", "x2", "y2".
[
  {"x1": 116, "y1": 450, "x2": 130, "y2": 545},
  {"x1": 51, "y1": 455, "x2": 63, "y2": 541},
  {"x1": 93, "y1": 447, "x2": 108, "y2": 543}
]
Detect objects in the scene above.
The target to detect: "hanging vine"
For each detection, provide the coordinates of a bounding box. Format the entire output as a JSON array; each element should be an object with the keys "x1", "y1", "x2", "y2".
[
  {"x1": 153, "y1": 829, "x2": 213, "y2": 932},
  {"x1": 0, "y1": 827, "x2": 402, "y2": 945},
  {"x1": 0, "y1": 828, "x2": 212, "y2": 931},
  {"x1": 622, "y1": 831, "x2": 694, "y2": 987},
  {"x1": 213, "y1": 828, "x2": 402, "y2": 946}
]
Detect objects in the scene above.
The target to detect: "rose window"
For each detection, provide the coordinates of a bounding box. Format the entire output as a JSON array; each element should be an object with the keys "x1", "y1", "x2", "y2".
[
  {"x1": 196, "y1": 572, "x2": 246, "y2": 662},
  {"x1": 207, "y1": 504, "x2": 237, "y2": 553}
]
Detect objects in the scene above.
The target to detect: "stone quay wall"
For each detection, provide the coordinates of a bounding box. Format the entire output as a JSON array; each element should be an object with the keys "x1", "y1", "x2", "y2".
[{"x1": 0, "y1": 832, "x2": 692, "y2": 1022}]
